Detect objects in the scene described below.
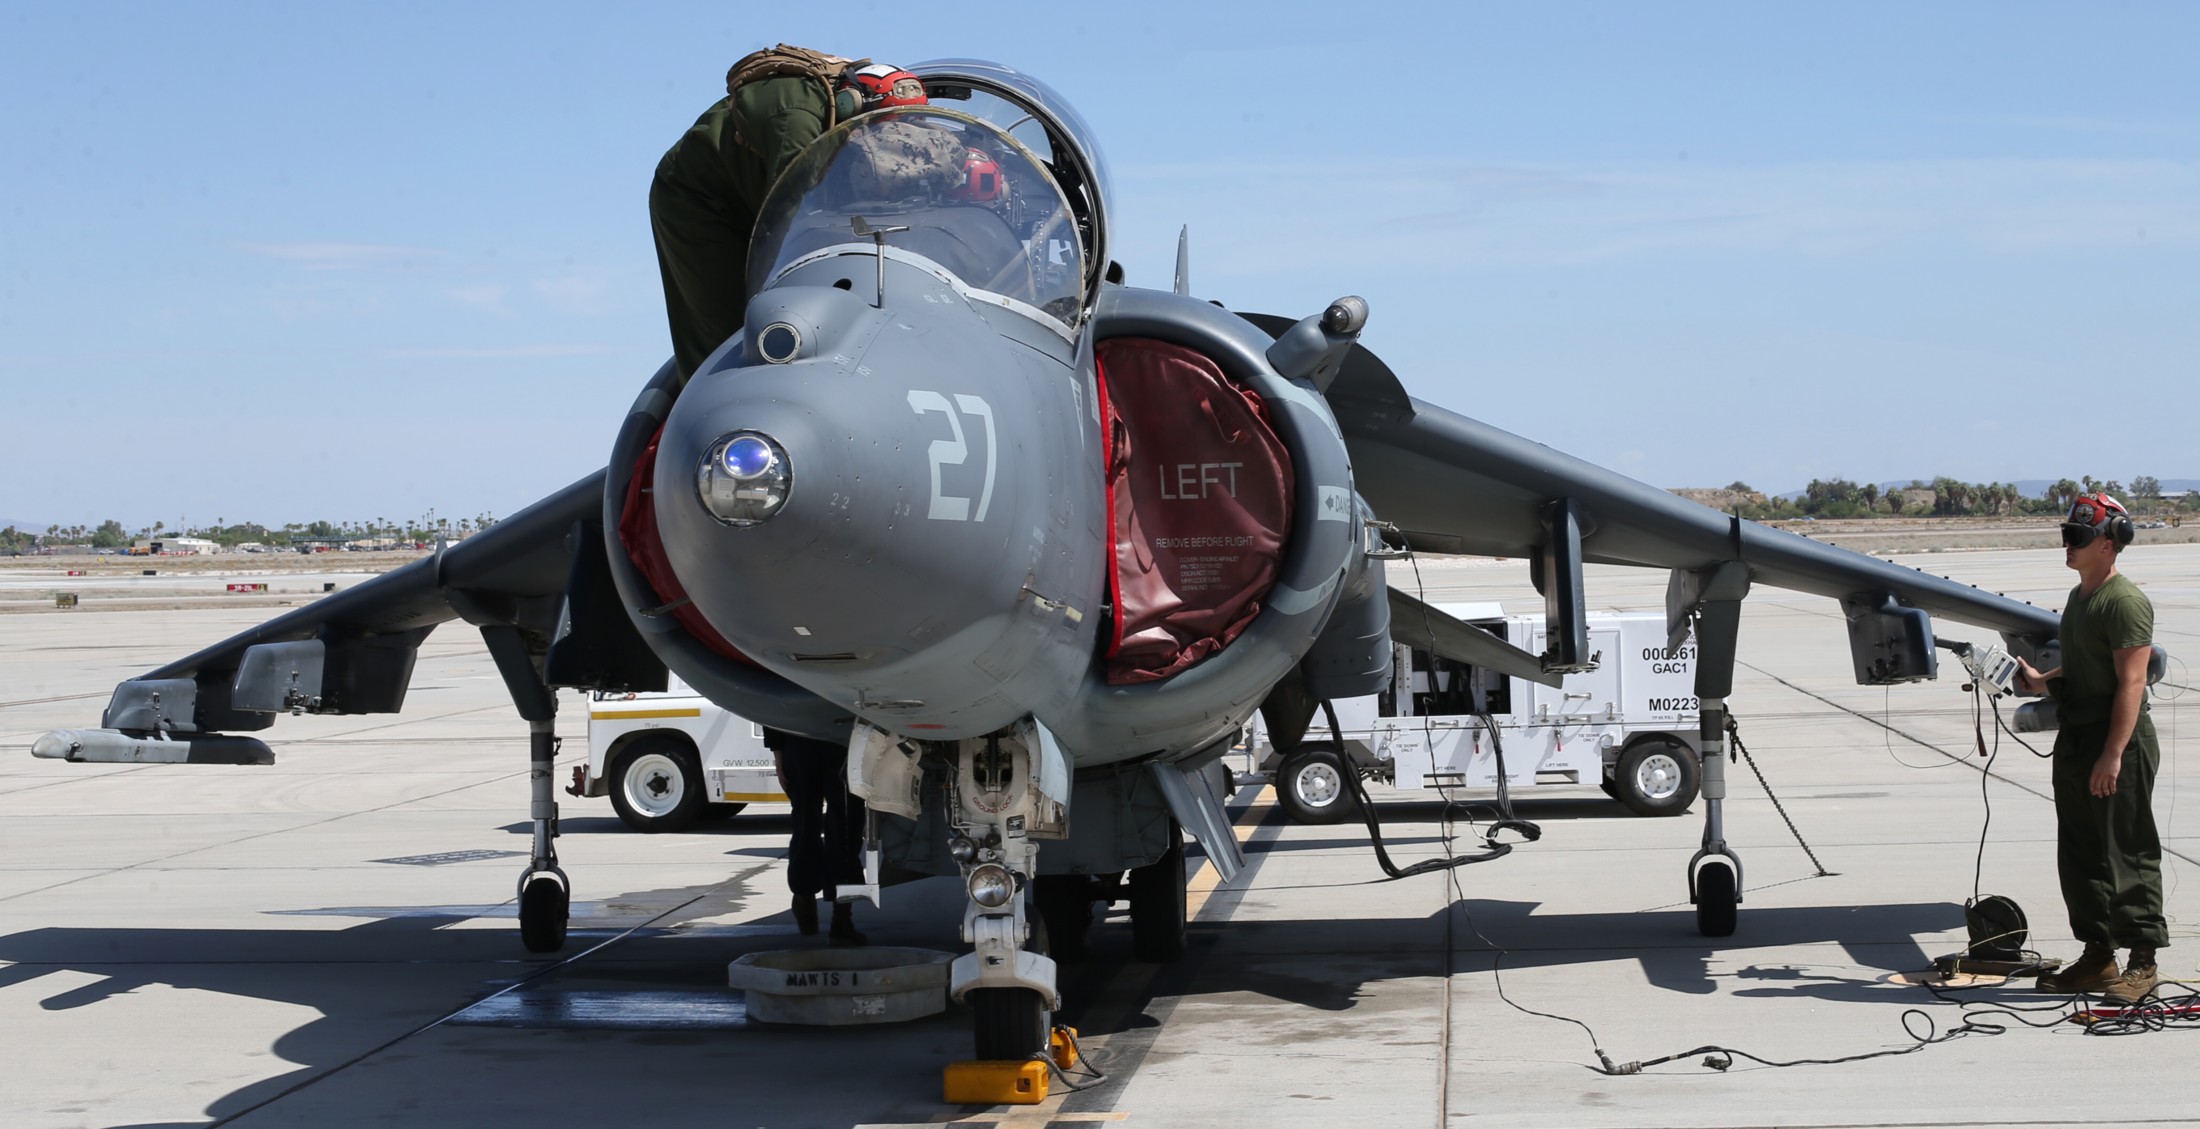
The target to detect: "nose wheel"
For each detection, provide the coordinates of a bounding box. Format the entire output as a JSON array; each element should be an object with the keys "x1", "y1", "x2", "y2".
[{"x1": 971, "y1": 986, "x2": 1052, "y2": 1060}]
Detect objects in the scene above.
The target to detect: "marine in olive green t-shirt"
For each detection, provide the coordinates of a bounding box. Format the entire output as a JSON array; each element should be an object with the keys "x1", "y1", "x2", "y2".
[
  {"x1": 2052, "y1": 572, "x2": 2154, "y2": 727},
  {"x1": 2047, "y1": 569, "x2": 2166, "y2": 954}
]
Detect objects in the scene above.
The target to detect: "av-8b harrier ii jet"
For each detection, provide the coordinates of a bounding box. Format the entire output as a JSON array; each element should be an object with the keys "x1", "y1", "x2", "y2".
[{"x1": 31, "y1": 60, "x2": 2161, "y2": 1061}]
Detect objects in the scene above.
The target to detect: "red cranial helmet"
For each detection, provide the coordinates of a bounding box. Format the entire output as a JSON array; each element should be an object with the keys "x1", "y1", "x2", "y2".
[
  {"x1": 2067, "y1": 492, "x2": 2128, "y2": 531},
  {"x1": 2063, "y1": 491, "x2": 2134, "y2": 549},
  {"x1": 948, "y1": 147, "x2": 1005, "y2": 204},
  {"x1": 841, "y1": 63, "x2": 927, "y2": 112}
]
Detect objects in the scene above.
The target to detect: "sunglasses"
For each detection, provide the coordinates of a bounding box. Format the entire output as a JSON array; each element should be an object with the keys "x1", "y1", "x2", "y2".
[{"x1": 2061, "y1": 523, "x2": 2101, "y2": 549}]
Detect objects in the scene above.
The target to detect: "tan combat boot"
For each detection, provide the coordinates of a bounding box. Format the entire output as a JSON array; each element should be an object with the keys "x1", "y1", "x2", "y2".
[
  {"x1": 2101, "y1": 947, "x2": 2159, "y2": 1005},
  {"x1": 2037, "y1": 942, "x2": 2118, "y2": 993}
]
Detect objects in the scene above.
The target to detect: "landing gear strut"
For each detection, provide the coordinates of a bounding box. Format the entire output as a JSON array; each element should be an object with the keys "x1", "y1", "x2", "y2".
[
  {"x1": 1673, "y1": 561, "x2": 1749, "y2": 938},
  {"x1": 518, "y1": 716, "x2": 571, "y2": 952},
  {"x1": 1688, "y1": 698, "x2": 1741, "y2": 938},
  {"x1": 935, "y1": 721, "x2": 1070, "y2": 1060},
  {"x1": 471, "y1": 617, "x2": 570, "y2": 954}
]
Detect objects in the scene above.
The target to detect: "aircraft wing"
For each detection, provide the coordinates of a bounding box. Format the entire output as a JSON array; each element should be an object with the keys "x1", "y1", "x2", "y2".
[
  {"x1": 1312, "y1": 336, "x2": 2063, "y2": 650},
  {"x1": 74, "y1": 472, "x2": 621, "y2": 742}
]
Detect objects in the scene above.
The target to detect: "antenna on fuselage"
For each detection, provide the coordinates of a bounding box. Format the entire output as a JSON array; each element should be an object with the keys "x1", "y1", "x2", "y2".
[
  {"x1": 851, "y1": 216, "x2": 909, "y2": 309},
  {"x1": 1173, "y1": 225, "x2": 1191, "y2": 296}
]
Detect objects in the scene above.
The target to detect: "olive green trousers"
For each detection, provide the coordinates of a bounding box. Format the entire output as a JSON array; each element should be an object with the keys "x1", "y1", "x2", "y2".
[{"x1": 2052, "y1": 715, "x2": 2167, "y2": 949}]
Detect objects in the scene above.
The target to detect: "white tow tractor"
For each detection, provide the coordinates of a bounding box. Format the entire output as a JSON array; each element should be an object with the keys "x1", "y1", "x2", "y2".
[
  {"x1": 568, "y1": 674, "x2": 787, "y2": 832},
  {"x1": 1245, "y1": 604, "x2": 1704, "y2": 824}
]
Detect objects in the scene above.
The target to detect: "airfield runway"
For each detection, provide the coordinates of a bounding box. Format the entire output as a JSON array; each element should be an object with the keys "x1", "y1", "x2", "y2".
[{"x1": 4, "y1": 546, "x2": 2198, "y2": 1128}]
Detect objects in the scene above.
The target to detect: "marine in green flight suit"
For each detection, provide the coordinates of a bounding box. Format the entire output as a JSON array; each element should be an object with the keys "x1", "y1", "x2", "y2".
[
  {"x1": 650, "y1": 52, "x2": 930, "y2": 386},
  {"x1": 650, "y1": 73, "x2": 837, "y2": 385}
]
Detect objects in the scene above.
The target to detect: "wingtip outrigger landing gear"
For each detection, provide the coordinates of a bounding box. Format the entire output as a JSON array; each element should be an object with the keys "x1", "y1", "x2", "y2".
[
  {"x1": 1670, "y1": 560, "x2": 1750, "y2": 938},
  {"x1": 1688, "y1": 697, "x2": 1743, "y2": 938},
  {"x1": 472, "y1": 616, "x2": 572, "y2": 954},
  {"x1": 517, "y1": 715, "x2": 571, "y2": 953}
]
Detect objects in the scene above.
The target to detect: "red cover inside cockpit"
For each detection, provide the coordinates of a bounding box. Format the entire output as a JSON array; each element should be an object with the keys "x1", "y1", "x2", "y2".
[
  {"x1": 1097, "y1": 339, "x2": 1294, "y2": 684},
  {"x1": 618, "y1": 424, "x2": 757, "y2": 666}
]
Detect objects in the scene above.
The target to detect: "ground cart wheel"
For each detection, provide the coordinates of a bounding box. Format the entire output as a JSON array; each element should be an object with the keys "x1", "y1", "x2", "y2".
[
  {"x1": 1613, "y1": 738, "x2": 1700, "y2": 817},
  {"x1": 1128, "y1": 829, "x2": 1188, "y2": 962},
  {"x1": 1275, "y1": 747, "x2": 1356, "y2": 825},
  {"x1": 607, "y1": 735, "x2": 706, "y2": 833},
  {"x1": 1695, "y1": 858, "x2": 1738, "y2": 937},
  {"x1": 518, "y1": 875, "x2": 569, "y2": 953},
  {"x1": 970, "y1": 986, "x2": 1050, "y2": 1060}
]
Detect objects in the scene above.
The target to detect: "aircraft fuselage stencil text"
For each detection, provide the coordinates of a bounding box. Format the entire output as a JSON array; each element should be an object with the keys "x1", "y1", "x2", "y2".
[
  {"x1": 907, "y1": 390, "x2": 997, "y2": 521},
  {"x1": 1158, "y1": 462, "x2": 1243, "y2": 500}
]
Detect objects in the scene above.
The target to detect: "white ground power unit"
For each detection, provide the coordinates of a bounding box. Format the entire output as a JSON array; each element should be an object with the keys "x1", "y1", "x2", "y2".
[
  {"x1": 570, "y1": 674, "x2": 787, "y2": 832},
  {"x1": 1245, "y1": 604, "x2": 1704, "y2": 823}
]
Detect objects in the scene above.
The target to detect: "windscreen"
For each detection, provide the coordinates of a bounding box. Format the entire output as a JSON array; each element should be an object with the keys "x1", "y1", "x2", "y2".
[{"x1": 746, "y1": 107, "x2": 1086, "y2": 327}]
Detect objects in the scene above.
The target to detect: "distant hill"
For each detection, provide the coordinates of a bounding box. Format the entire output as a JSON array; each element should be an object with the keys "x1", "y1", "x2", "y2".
[
  {"x1": 0, "y1": 517, "x2": 48, "y2": 533},
  {"x1": 1770, "y1": 478, "x2": 2199, "y2": 501}
]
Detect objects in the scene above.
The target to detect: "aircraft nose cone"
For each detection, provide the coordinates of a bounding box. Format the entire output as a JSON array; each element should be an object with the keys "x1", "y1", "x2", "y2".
[{"x1": 652, "y1": 373, "x2": 913, "y2": 660}]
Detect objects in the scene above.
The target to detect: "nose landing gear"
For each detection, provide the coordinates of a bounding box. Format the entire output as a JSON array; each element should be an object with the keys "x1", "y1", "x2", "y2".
[{"x1": 939, "y1": 722, "x2": 1071, "y2": 1061}]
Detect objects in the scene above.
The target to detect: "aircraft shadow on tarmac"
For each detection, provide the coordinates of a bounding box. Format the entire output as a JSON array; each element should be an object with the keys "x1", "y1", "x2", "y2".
[{"x1": 0, "y1": 871, "x2": 1958, "y2": 1127}]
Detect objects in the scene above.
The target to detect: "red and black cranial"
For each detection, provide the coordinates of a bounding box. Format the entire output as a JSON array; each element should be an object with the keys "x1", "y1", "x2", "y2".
[
  {"x1": 2062, "y1": 492, "x2": 2131, "y2": 549},
  {"x1": 842, "y1": 64, "x2": 928, "y2": 112}
]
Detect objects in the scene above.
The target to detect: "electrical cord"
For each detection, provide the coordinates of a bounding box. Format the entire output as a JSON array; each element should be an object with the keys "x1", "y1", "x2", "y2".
[
  {"x1": 1330, "y1": 700, "x2": 1536, "y2": 876},
  {"x1": 1039, "y1": 1025, "x2": 1108, "y2": 1091}
]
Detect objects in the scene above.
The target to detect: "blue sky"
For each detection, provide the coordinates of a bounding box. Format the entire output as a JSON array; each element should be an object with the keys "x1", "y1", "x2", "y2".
[{"x1": 2, "y1": 1, "x2": 2194, "y2": 530}]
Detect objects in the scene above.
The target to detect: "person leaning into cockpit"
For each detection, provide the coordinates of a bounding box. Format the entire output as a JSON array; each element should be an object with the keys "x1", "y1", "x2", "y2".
[{"x1": 650, "y1": 49, "x2": 928, "y2": 385}]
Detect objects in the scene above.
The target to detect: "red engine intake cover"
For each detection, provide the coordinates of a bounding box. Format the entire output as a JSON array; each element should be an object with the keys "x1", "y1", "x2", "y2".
[{"x1": 1097, "y1": 338, "x2": 1295, "y2": 684}]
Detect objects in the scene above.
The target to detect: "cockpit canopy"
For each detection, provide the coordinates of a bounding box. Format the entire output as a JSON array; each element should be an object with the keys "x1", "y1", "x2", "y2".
[
  {"x1": 746, "y1": 106, "x2": 1087, "y2": 329},
  {"x1": 911, "y1": 60, "x2": 1112, "y2": 303}
]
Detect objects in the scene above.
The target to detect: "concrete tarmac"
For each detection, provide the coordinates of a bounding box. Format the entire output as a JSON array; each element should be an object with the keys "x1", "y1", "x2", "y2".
[{"x1": 4, "y1": 546, "x2": 2197, "y2": 1128}]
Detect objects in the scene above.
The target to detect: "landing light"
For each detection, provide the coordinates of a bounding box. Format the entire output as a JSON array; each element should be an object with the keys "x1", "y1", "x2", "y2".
[
  {"x1": 966, "y1": 863, "x2": 1015, "y2": 909},
  {"x1": 697, "y1": 431, "x2": 791, "y2": 526}
]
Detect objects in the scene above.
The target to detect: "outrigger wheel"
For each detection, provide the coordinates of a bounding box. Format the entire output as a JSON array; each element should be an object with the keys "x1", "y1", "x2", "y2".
[
  {"x1": 518, "y1": 873, "x2": 570, "y2": 953},
  {"x1": 1694, "y1": 858, "x2": 1738, "y2": 938}
]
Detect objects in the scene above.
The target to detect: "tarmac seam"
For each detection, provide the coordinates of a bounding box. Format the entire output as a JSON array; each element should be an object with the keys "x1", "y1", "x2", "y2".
[
  {"x1": 1056, "y1": 798, "x2": 1291, "y2": 1117},
  {"x1": 203, "y1": 865, "x2": 769, "y2": 1128},
  {"x1": 1740, "y1": 659, "x2": 2200, "y2": 870},
  {"x1": 0, "y1": 690, "x2": 111, "y2": 710},
  {"x1": 0, "y1": 761, "x2": 541, "y2": 906}
]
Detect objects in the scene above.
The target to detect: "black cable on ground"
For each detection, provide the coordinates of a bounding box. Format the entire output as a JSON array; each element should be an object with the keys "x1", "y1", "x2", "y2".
[{"x1": 1330, "y1": 699, "x2": 1537, "y2": 877}]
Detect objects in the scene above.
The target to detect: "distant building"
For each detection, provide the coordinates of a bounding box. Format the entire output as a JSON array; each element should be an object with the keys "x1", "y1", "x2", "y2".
[{"x1": 132, "y1": 537, "x2": 219, "y2": 555}]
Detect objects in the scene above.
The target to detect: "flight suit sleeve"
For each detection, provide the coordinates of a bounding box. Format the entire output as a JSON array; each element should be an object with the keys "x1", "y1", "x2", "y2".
[
  {"x1": 757, "y1": 98, "x2": 830, "y2": 185},
  {"x1": 723, "y1": 76, "x2": 835, "y2": 197}
]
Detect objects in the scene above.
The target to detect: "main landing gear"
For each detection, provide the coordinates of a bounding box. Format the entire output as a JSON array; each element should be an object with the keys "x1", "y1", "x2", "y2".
[{"x1": 1033, "y1": 821, "x2": 1189, "y2": 965}]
